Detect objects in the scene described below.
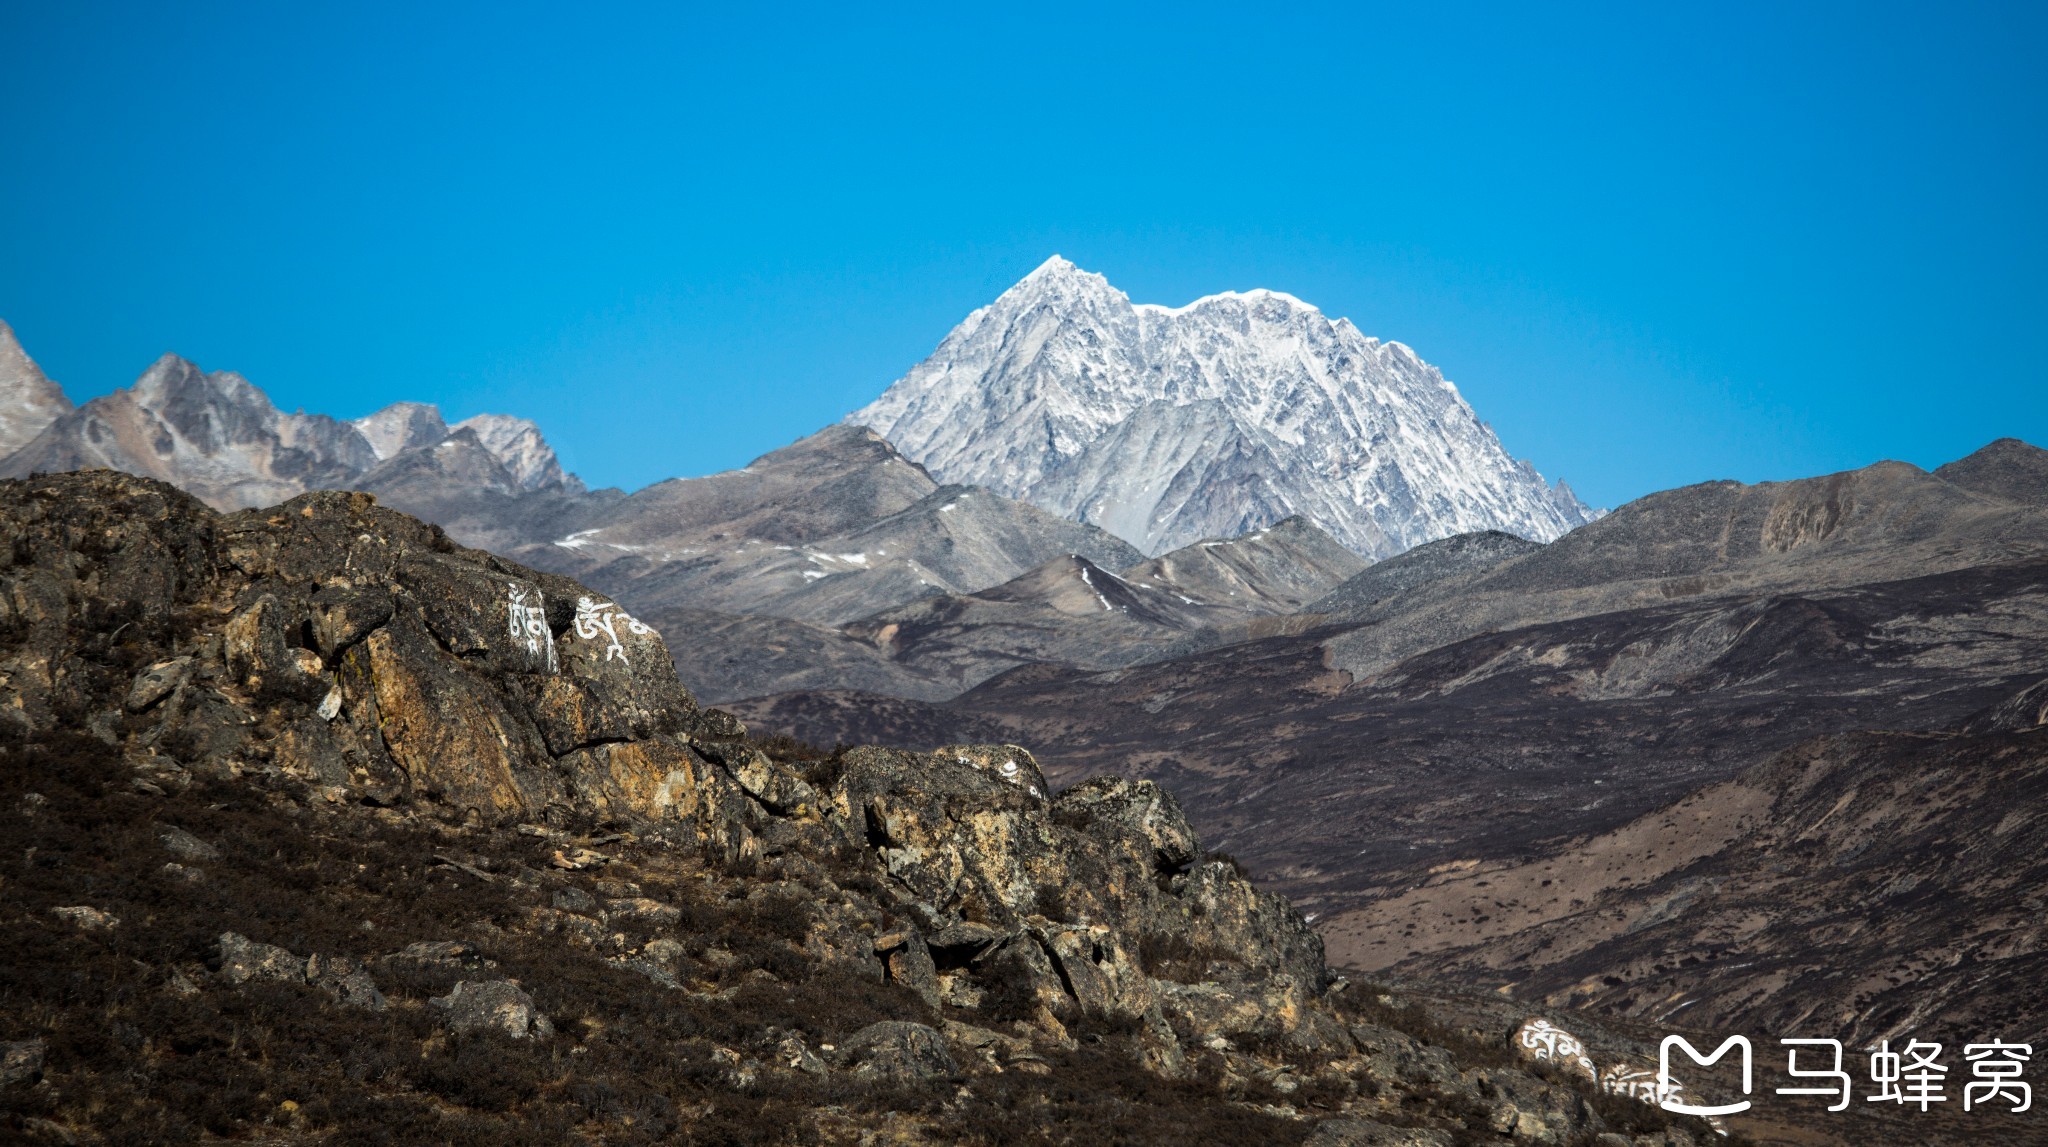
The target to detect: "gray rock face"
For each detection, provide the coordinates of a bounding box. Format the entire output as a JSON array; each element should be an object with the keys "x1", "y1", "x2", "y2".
[
  {"x1": 835, "y1": 1021, "x2": 956, "y2": 1084},
  {"x1": 0, "y1": 1039, "x2": 45, "y2": 1088},
  {"x1": 0, "y1": 321, "x2": 73, "y2": 458},
  {"x1": 850, "y1": 256, "x2": 1597, "y2": 558},
  {"x1": 1120, "y1": 515, "x2": 1369, "y2": 614},
  {"x1": 645, "y1": 605, "x2": 956, "y2": 705},
  {"x1": 821, "y1": 517, "x2": 1369, "y2": 704},
  {"x1": 1053, "y1": 776, "x2": 1199, "y2": 872},
  {"x1": 432, "y1": 980, "x2": 553, "y2": 1039},
  {"x1": 1932, "y1": 436, "x2": 2048, "y2": 504},
  {"x1": 1320, "y1": 449, "x2": 2048, "y2": 680},
  {"x1": 352, "y1": 401, "x2": 450, "y2": 461},
  {"x1": 821, "y1": 739, "x2": 1328, "y2": 1053},
  {"x1": 157, "y1": 826, "x2": 219, "y2": 863},
  {"x1": 551, "y1": 423, "x2": 936, "y2": 553},
  {"x1": 449, "y1": 414, "x2": 580, "y2": 493},
  {"x1": 0, "y1": 354, "x2": 378, "y2": 510}
]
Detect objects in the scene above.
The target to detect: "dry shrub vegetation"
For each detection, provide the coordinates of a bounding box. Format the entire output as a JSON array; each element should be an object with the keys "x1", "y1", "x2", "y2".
[
  {"x1": 0, "y1": 713, "x2": 1724, "y2": 1147},
  {"x1": 0, "y1": 732, "x2": 1316, "y2": 1145}
]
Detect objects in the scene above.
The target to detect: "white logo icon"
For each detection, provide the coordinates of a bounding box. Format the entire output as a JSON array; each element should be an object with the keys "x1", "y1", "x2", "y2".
[{"x1": 1660, "y1": 1035, "x2": 1753, "y2": 1117}]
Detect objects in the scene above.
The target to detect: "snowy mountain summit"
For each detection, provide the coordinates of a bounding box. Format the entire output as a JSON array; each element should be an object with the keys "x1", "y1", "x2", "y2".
[{"x1": 849, "y1": 256, "x2": 1598, "y2": 558}]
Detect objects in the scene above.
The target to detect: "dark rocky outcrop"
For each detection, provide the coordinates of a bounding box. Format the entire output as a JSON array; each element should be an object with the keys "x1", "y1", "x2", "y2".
[{"x1": 0, "y1": 469, "x2": 753, "y2": 848}]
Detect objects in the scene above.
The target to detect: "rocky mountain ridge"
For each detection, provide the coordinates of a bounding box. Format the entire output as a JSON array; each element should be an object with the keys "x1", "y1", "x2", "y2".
[
  {"x1": 525, "y1": 427, "x2": 1147, "y2": 628},
  {"x1": 824, "y1": 517, "x2": 1367, "y2": 703},
  {"x1": 851, "y1": 256, "x2": 1598, "y2": 558},
  {"x1": 0, "y1": 345, "x2": 581, "y2": 513}
]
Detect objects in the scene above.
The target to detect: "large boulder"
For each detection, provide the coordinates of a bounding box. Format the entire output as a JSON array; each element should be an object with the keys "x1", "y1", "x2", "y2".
[
  {"x1": 1177, "y1": 858, "x2": 1329, "y2": 991},
  {"x1": 835, "y1": 1021, "x2": 956, "y2": 1085},
  {"x1": 0, "y1": 1040, "x2": 45, "y2": 1088},
  {"x1": 829, "y1": 745, "x2": 1056, "y2": 929},
  {"x1": 1052, "y1": 775, "x2": 1198, "y2": 873},
  {"x1": 825, "y1": 739, "x2": 1330, "y2": 1048},
  {"x1": 432, "y1": 980, "x2": 554, "y2": 1040},
  {"x1": 350, "y1": 615, "x2": 563, "y2": 818},
  {"x1": 217, "y1": 932, "x2": 307, "y2": 984}
]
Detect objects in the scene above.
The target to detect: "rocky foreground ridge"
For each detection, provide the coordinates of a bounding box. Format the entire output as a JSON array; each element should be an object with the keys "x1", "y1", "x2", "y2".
[{"x1": 0, "y1": 471, "x2": 1719, "y2": 1145}]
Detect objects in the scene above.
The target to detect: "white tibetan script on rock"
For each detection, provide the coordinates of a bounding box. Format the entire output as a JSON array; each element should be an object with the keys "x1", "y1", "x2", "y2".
[
  {"x1": 1516, "y1": 1018, "x2": 1596, "y2": 1080},
  {"x1": 505, "y1": 583, "x2": 558, "y2": 673},
  {"x1": 572, "y1": 595, "x2": 652, "y2": 666},
  {"x1": 1512, "y1": 1017, "x2": 1729, "y2": 1136}
]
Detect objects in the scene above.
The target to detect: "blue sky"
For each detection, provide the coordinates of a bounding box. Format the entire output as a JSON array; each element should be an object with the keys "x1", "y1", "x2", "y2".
[{"x1": 1, "y1": 2, "x2": 2041, "y2": 507}]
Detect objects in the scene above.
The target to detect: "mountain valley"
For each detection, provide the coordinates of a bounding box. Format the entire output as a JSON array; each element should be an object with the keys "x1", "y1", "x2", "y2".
[{"x1": 1, "y1": 294, "x2": 2045, "y2": 1145}]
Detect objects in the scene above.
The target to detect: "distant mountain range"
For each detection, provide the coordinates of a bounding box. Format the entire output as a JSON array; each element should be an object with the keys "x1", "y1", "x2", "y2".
[
  {"x1": 851, "y1": 256, "x2": 1598, "y2": 557},
  {"x1": 0, "y1": 327, "x2": 580, "y2": 512},
  {"x1": 0, "y1": 261, "x2": 1599, "y2": 703},
  {"x1": 0, "y1": 315, "x2": 1375, "y2": 703}
]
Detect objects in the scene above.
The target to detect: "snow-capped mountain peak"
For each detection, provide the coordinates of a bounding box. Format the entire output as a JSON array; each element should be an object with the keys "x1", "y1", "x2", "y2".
[
  {"x1": 849, "y1": 259, "x2": 1598, "y2": 558},
  {"x1": 0, "y1": 321, "x2": 585, "y2": 509}
]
